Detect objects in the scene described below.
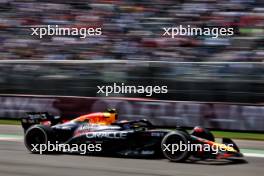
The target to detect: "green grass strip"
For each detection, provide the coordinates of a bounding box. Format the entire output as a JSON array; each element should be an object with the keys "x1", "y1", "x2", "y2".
[
  {"x1": 0, "y1": 119, "x2": 21, "y2": 125},
  {"x1": 212, "y1": 131, "x2": 264, "y2": 141}
]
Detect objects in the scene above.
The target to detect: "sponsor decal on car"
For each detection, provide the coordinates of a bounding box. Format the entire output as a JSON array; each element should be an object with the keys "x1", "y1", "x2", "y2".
[
  {"x1": 74, "y1": 124, "x2": 97, "y2": 136},
  {"x1": 85, "y1": 131, "x2": 127, "y2": 139}
]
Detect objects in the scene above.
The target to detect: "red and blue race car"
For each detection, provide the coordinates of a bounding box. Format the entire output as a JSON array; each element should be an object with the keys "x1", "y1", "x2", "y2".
[{"x1": 21, "y1": 111, "x2": 243, "y2": 162}]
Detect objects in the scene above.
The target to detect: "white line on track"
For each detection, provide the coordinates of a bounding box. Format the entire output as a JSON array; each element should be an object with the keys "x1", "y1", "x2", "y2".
[
  {"x1": 243, "y1": 153, "x2": 264, "y2": 158},
  {"x1": 0, "y1": 137, "x2": 23, "y2": 142}
]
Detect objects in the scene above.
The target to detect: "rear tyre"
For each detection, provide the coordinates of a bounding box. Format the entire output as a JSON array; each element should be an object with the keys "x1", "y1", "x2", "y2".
[
  {"x1": 24, "y1": 125, "x2": 54, "y2": 154},
  {"x1": 161, "y1": 131, "x2": 191, "y2": 162}
]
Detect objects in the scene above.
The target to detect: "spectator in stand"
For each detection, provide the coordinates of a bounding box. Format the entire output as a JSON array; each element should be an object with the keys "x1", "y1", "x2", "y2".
[{"x1": 0, "y1": 0, "x2": 263, "y2": 61}]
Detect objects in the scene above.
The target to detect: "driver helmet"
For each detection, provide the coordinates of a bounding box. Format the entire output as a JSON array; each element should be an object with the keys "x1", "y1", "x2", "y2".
[{"x1": 104, "y1": 108, "x2": 118, "y2": 124}]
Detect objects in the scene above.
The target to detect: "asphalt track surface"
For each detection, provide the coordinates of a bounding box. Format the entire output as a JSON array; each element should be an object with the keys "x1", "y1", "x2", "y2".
[{"x1": 0, "y1": 125, "x2": 263, "y2": 176}]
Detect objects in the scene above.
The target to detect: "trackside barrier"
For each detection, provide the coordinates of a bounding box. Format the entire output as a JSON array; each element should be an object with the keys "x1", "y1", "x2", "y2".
[{"x1": 0, "y1": 95, "x2": 263, "y2": 132}]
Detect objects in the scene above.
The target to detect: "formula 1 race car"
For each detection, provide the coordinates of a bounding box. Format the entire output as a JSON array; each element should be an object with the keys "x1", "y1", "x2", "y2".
[{"x1": 21, "y1": 112, "x2": 243, "y2": 162}]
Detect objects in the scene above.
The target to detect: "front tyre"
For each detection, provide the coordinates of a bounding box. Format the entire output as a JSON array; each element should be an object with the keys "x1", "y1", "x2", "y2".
[
  {"x1": 161, "y1": 131, "x2": 190, "y2": 162},
  {"x1": 24, "y1": 125, "x2": 53, "y2": 154}
]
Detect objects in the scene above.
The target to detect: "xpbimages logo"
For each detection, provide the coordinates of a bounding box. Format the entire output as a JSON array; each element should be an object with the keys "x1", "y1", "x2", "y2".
[
  {"x1": 30, "y1": 141, "x2": 102, "y2": 154},
  {"x1": 162, "y1": 141, "x2": 234, "y2": 155},
  {"x1": 162, "y1": 25, "x2": 234, "y2": 38},
  {"x1": 97, "y1": 83, "x2": 168, "y2": 96},
  {"x1": 30, "y1": 25, "x2": 102, "y2": 38}
]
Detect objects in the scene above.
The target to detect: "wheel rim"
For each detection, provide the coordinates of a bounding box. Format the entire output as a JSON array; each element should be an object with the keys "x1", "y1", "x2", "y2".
[
  {"x1": 162, "y1": 133, "x2": 189, "y2": 161},
  {"x1": 25, "y1": 127, "x2": 47, "y2": 152}
]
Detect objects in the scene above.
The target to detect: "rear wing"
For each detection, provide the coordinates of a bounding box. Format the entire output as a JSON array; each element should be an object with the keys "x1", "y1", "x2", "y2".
[{"x1": 21, "y1": 112, "x2": 61, "y2": 132}]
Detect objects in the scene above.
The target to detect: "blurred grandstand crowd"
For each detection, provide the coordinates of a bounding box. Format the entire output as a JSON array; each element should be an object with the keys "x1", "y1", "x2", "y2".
[{"x1": 0, "y1": 0, "x2": 263, "y2": 61}]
